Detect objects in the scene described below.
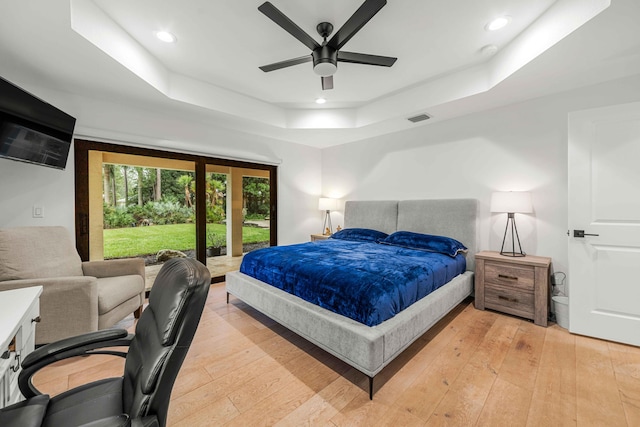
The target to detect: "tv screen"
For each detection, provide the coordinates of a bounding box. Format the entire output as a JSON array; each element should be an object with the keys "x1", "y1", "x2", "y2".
[
  {"x1": 0, "y1": 121, "x2": 71, "y2": 169},
  {"x1": 0, "y1": 76, "x2": 76, "y2": 170}
]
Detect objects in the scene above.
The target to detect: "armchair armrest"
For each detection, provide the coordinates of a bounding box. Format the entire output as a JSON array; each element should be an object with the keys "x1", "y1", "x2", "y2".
[
  {"x1": 19, "y1": 329, "x2": 133, "y2": 398},
  {"x1": 82, "y1": 258, "x2": 145, "y2": 280}
]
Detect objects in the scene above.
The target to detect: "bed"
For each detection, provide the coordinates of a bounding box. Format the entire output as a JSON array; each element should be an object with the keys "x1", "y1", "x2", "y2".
[{"x1": 225, "y1": 199, "x2": 478, "y2": 398}]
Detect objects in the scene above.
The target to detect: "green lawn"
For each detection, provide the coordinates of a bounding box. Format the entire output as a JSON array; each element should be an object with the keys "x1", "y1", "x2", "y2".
[{"x1": 103, "y1": 223, "x2": 269, "y2": 259}]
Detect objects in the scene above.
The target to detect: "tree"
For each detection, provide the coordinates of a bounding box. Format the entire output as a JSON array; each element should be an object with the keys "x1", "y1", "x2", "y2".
[
  {"x1": 207, "y1": 174, "x2": 226, "y2": 207},
  {"x1": 123, "y1": 166, "x2": 128, "y2": 206},
  {"x1": 136, "y1": 167, "x2": 143, "y2": 206},
  {"x1": 154, "y1": 168, "x2": 162, "y2": 201},
  {"x1": 160, "y1": 170, "x2": 189, "y2": 202},
  {"x1": 243, "y1": 177, "x2": 270, "y2": 217},
  {"x1": 177, "y1": 175, "x2": 193, "y2": 207},
  {"x1": 102, "y1": 164, "x2": 117, "y2": 207}
]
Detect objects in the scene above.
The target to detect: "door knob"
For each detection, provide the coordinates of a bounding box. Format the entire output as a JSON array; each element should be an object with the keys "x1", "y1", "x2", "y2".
[{"x1": 574, "y1": 230, "x2": 599, "y2": 238}]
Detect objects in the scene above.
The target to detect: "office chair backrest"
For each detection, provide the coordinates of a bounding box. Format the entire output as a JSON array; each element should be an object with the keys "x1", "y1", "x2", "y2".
[{"x1": 122, "y1": 257, "x2": 210, "y2": 426}]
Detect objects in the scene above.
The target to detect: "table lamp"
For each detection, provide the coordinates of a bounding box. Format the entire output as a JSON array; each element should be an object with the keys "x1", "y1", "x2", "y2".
[
  {"x1": 318, "y1": 197, "x2": 338, "y2": 235},
  {"x1": 490, "y1": 191, "x2": 533, "y2": 257}
]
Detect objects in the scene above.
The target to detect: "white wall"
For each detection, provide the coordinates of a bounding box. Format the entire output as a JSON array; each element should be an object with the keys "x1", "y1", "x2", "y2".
[
  {"x1": 0, "y1": 86, "x2": 322, "y2": 245},
  {"x1": 321, "y1": 74, "x2": 640, "y2": 286},
  {"x1": 0, "y1": 153, "x2": 76, "y2": 230}
]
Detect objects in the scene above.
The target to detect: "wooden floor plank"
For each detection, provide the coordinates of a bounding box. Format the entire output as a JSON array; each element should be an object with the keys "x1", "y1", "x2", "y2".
[
  {"x1": 608, "y1": 341, "x2": 640, "y2": 426},
  {"x1": 425, "y1": 314, "x2": 520, "y2": 426},
  {"x1": 526, "y1": 325, "x2": 577, "y2": 427},
  {"x1": 170, "y1": 395, "x2": 239, "y2": 427},
  {"x1": 475, "y1": 377, "x2": 531, "y2": 427},
  {"x1": 35, "y1": 283, "x2": 640, "y2": 426},
  {"x1": 396, "y1": 307, "x2": 497, "y2": 421},
  {"x1": 274, "y1": 369, "x2": 363, "y2": 426},
  {"x1": 575, "y1": 334, "x2": 628, "y2": 426},
  {"x1": 497, "y1": 320, "x2": 546, "y2": 391}
]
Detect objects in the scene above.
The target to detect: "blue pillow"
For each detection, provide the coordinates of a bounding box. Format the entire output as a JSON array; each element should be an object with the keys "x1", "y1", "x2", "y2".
[
  {"x1": 329, "y1": 228, "x2": 388, "y2": 243},
  {"x1": 380, "y1": 231, "x2": 467, "y2": 257}
]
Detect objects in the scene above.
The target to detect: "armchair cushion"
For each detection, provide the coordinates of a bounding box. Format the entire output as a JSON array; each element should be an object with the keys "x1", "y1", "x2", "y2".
[
  {"x1": 0, "y1": 227, "x2": 83, "y2": 281},
  {"x1": 97, "y1": 275, "x2": 145, "y2": 314}
]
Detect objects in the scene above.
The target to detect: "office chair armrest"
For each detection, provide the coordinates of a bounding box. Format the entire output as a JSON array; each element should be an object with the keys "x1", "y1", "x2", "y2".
[
  {"x1": 79, "y1": 414, "x2": 131, "y2": 427},
  {"x1": 19, "y1": 329, "x2": 134, "y2": 398},
  {"x1": 131, "y1": 415, "x2": 159, "y2": 427},
  {"x1": 77, "y1": 414, "x2": 159, "y2": 427}
]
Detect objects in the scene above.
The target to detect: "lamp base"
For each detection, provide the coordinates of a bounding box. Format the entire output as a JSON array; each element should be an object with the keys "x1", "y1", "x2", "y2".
[
  {"x1": 499, "y1": 213, "x2": 527, "y2": 257},
  {"x1": 322, "y1": 210, "x2": 332, "y2": 235},
  {"x1": 499, "y1": 251, "x2": 526, "y2": 257}
]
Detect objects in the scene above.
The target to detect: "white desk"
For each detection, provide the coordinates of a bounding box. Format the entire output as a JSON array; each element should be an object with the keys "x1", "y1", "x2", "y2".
[{"x1": 0, "y1": 286, "x2": 42, "y2": 408}]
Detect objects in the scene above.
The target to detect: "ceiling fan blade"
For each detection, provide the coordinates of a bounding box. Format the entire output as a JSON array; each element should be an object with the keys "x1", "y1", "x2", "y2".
[
  {"x1": 327, "y1": 0, "x2": 386, "y2": 50},
  {"x1": 337, "y1": 51, "x2": 397, "y2": 67},
  {"x1": 259, "y1": 55, "x2": 312, "y2": 72},
  {"x1": 321, "y1": 76, "x2": 334, "y2": 90},
  {"x1": 258, "y1": 2, "x2": 320, "y2": 51}
]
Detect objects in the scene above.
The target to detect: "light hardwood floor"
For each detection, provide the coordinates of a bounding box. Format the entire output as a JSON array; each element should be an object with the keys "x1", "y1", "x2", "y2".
[{"x1": 33, "y1": 283, "x2": 640, "y2": 426}]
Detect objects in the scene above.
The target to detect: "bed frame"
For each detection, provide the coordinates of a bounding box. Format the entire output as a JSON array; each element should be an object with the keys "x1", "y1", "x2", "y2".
[{"x1": 226, "y1": 199, "x2": 478, "y2": 398}]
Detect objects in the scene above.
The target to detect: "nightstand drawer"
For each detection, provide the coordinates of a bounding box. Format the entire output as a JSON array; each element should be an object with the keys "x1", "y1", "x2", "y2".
[
  {"x1": 485, "y1": 283, "x2": 534, "y2": 319},
  {"x1": 485, "y1": 262, "x2": 534, "y2": 291}
]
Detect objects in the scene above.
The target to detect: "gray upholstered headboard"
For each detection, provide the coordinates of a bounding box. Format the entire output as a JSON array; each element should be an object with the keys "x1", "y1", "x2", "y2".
[{"x1": 344, "y1": 199, "x2": 478, "y2": 271}]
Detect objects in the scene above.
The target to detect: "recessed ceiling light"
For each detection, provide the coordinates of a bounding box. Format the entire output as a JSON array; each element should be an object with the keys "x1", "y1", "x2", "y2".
[
  {"x1": 156, "y1": 31, "x2": 177, "y2": 43},
  {"x1": 485, "y1": 16, "x2": 511, "y2": 31},
  {"x1": 315, "y1": 97, "x2": 327, "y2": 104}
]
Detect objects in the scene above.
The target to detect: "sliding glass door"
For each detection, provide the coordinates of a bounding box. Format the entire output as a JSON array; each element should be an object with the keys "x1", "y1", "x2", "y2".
[{"x1": 74, "y1": 139, "x2": 277, "y2": 286}]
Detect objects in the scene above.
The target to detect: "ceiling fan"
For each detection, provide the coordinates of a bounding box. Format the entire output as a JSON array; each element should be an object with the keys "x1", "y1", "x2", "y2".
[{"x1": 258, "y1": 0, "x2": 397, "y2": 90}]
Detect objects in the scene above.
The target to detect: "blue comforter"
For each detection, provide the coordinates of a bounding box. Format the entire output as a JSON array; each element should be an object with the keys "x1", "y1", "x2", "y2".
[{"x1": 239, "y1": 239, "x2": 466, "y2": 326}]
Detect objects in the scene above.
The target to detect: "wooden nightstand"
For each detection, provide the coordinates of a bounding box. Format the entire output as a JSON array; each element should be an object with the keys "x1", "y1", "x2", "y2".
[
  {"x1": 310, "y1": 234, "x2": 330, "y2": 241},
  {"x1": 474, "y1": 251, "x2": 552, "y2": 326}
]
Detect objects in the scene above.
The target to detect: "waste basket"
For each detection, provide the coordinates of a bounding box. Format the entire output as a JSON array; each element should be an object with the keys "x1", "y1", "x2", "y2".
[{"x1": 552, "y1": 295, "x2": 569, "y2": 329}]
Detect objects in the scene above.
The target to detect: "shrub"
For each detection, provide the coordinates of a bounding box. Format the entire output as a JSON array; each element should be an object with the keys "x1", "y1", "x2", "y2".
[
  {"x1": 103, "y1": 201, "x2": 194, "y2": 228},
  {"x1": 207, "y1": 205, "x2": 225, "y2": 223},
  {"x1": 147, "y1": 201, "x2": 193, "y2": 225},
  {"x1": 103, "y1": 204, "x2": 136, "y2": 229}
]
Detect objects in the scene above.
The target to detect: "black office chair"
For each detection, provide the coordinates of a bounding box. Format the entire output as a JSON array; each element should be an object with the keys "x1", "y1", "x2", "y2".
[{"x1": 0, "y1": 257, "x2": 211, "y2": 427}]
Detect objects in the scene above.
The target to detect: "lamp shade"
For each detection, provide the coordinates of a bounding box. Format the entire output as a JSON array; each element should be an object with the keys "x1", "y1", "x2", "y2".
[
  {"x1": 490, "y1": 191, "x2": 533, "y2": 213},
  {"x1": 318, "y1": 197, "x2": 338, "y2": 211}
]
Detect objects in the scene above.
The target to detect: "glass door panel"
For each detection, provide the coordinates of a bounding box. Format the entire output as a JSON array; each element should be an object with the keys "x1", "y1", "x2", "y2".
[
  {"x1": 204, "y1": 165, "x2": 271, "y2": 279},
  {"x1": 91, "y1": 152, "x2": 196, "y2": 291}
]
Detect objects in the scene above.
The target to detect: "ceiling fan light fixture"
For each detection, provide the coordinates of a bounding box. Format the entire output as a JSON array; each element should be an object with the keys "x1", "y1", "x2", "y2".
[
  {"x1": 485, "y1": 16, "x2": 511, "y2": 31},
  {"x1": 312, "y1": 46, "x2": 338, "y2": 76},
  {"x1": 314, "y1": 62, "x2": 337, "y2": 76}
]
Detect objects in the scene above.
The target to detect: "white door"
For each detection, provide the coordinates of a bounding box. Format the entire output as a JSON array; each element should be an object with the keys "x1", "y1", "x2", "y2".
[{"x1": 568, "y1": 101, "x2": 640, "y2": 347}]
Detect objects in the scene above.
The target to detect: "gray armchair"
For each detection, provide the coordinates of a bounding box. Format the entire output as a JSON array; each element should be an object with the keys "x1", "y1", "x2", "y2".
[{"x1": 0, "y1": 226, "x2": 145, "y2": 345}]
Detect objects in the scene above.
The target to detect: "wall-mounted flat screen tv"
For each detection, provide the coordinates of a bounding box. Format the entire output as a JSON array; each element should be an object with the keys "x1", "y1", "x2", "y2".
[{"x1": 0, "y1": 76, "x2": 76, "y2": 170}]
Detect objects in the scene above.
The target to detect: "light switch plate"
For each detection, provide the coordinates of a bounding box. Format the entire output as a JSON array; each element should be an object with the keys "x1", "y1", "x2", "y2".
[{"x1": 32, "y1": 205, "x2": 44, "y2": 218}]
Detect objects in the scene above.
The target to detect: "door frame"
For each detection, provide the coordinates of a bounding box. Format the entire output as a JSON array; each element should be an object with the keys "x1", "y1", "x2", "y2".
[{"x1": 74, "y1": 139, "x2": 277, "y2": 278}]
